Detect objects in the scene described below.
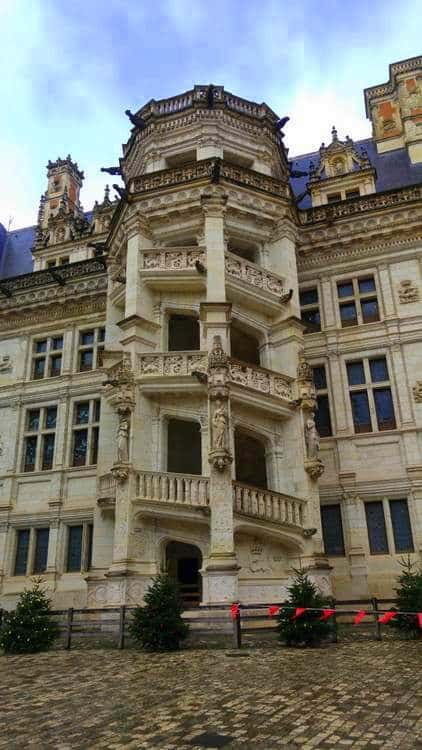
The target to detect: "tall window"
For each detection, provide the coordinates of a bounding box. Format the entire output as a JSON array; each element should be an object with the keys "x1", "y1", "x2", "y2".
[
  {"x1": 346, "y1": 356, "x2": 396, "y2": 433},
  {"x1": 14, "y1": 528, "x2": 50, "y2": 575},
  {"x1": 299, "y1": 287, "x2": 321, "y2": 333},
  {"x1": 71, "y1": 400, "x2": 101, "y2": 466},
  {"x1": 365, "y1": 499, "x2": 414, "y2": 555},
  {"x1": 321, "y1": 505, "x2": 345, "y2": 555},
  {"x1": 22, "y1": 406, "x2": 57, "y2": 472},
  {"x1": 77, "y1": 327, "x2": 105, "y2": 372},
  {"x1": 337, "y1": 276, "x2": 380, "y2": 328},
  {"x1": 66, "y1": 523, "x2": 93, "y2": 572},
  {"x1": 31, "y1": 335, "x2": 63, "y2": 380},
  {"x1": 312, "y1": 365, "x2": 332, "y2": 437}
]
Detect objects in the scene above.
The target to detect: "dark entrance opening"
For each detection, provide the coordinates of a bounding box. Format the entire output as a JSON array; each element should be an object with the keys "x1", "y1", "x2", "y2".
[
  {"x1": 230, "y1": 324, "x2": 260, "y2": 366},
  {"x1": 168, "y1": 314, "x2": 200, "y2": 351},
  {"x1": 234, "y1": 429, "x2": 267, "y2": 489},
  {"x1": 166, "y1": 541, "x2": 202, "y2": 607},
  {"x1": 167, "y1": 419, "x2": 202, "y2": 475}
]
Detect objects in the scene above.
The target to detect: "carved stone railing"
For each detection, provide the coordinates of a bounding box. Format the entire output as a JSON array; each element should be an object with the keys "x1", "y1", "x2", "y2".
[
  {"x1": 137, "y1": 351, "x2": 208, "y2": 378},
  {"x1": 225, "y1": 251, "x2": 286, "y2": 297},
  {"x1": 142, "y1": 247, "x2": 205, "y2": 271},
  {"x1": 229, "y1": 359, "x2": 293, "y2": 401},
  {"x1": 137, "y1": 470, "x2": 210, "y2": 507},
  {"x1": 130, "y1": 159, "x2": 286, "y2": 199},
  {"x1": 301, "y1": 184, "x2": 422, "y2": 225},
  {"x1": 233, "y1": 482, "x2": 305, "y2": 528},
  {"x1": 138, "y1": 86, "x2": 277, "y2": 122}
]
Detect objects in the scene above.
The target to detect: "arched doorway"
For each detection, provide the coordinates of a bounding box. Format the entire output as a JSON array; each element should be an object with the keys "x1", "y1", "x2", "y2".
[{"x1": 166, "y1": 541, "x2": 202, "y2": 607}]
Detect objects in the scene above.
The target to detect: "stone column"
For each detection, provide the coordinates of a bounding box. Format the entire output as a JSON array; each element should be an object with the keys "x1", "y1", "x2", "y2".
[
  {"x1": 266, "y1": 221, "x2": 299, "y2": 318},
  {"x1": 202, "y1": 185, "x2": 227, "y2": 304},
  {"x1": 340, "y1": 484, "x2": 370, "y2": 598},
  {"x1": 46, "y1": 519, "x2": 59, "y2": 574},
  {"x1": 202, "y1": 335, "x2": 239, "y2": 605},
  {"x1": 0, "y1": 522, "x2": 9, "y2": 584}
]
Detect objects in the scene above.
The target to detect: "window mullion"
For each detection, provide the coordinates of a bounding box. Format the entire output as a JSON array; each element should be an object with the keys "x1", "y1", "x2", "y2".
[
  {"x1": 383, "y1": 497, "x2": 395, "y2": 554},
  {"x1": 27, "y1": 528, "x2": 36, "y2": 575}
]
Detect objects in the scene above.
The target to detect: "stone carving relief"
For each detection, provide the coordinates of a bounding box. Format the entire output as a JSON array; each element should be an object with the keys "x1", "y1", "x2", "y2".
[
  {"x1": 413, "y1": 381, "x2": 422, "y2": 403},
  {"x1": 104, "y1": 354, "x2": 135, "y2": 483},
  {"x1": 117, "y1": 416, "x2": 129, "y2": 464},
  {"x1": 296, "y1": 351, "x2": 317, "y2": 411},
  {"x1": 398, "y1": 279, "x2": 419, "y2": 303},
  {"x1": 225, "y1": 253, "x2": 285, "y2": 297},
  {"x1": 211, "y1": 400, "x2": 228, "y2": 450},
  {"x1": 247, "y1": 539, "x2": 271, "y2": 574},
  {"x1": 0, "y1": 355, "x2": 12, "y2": 372},
  {"x1": 305, "y1": 417, "x2": 320, "y2": 460}
]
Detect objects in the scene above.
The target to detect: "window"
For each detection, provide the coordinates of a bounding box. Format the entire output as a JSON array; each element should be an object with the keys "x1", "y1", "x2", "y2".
[
  {"x1": 71, "y1": 400, "x2": 101, "y2": 466},
  {"x1": 14, "y1": 528, "x2": 50, "y2": 575},
  {"x1": 365, "y1": 499, "x2": 414, "y2": 555},
  {"x1": 22, "y1": 406, "x2": 57, "y2": 472},
  {"x1": 327, "y1": 192, "x2": 342, "y2": 203},
  {"x1": 346, "y1": 356, "x2": 396, "y2": 433},
  {"x1": 167, "y1": 419, "x2": 202, "y2": 475},
  {"x1": 60, "y1": 256, "x2": 69, "y2": 265},
  {"x1": 14, "y1": 529, "x2": 30, "y2": 575},
  {"x1": 77, "y1": 327, "x2": 105, "y2": 371},
  {"x1": 31, "y1": 335, "x2": 63, "y2": 379},
  {"x1": 312, "y1": 365, "x2": 333, "y2": 437},
  {"x1": 345, "y1": 189, "x2": 360, "y2": 199},
  {"x1": 300, "y1": 287, "x2": 321, "y2": 333},
  {"x1": 389, "y1": 499, "x2": 414, "y2": 553},
  {"x1": 365, "y1": 502, "x2": 389, "y2": 554},
  {"x1": 168, "y1": 315, "x2": 200, "y2": 352},
  {"x1": 321, "y1": 505, "x2": 345, "y2": 555},
  {"x1": 66, "y1": 523, "x2": 93, "y2": 572},
  {"x1": 337, "y1": 275, "x2": 379, "y2": 327}
]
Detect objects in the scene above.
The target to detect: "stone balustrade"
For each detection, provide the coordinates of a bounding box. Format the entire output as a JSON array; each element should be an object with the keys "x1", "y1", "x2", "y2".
[
  {"x1": 228, "y1": 358, "x2": 293, "y2": 401},
  {"x1": 142, "y1": 247, "x2": 205, "y2": 272},
  {"x1": 301, "y1": 184, "x2": 422, "y2": 224},
  {"x1": 233, "y1": 481, "x2": 305, "y2": 528},
  {"x1": 137, "y1": 351, "x2": 208, "y2": 378},
  {"x1": 225, "y1": 251, "x2": 287, "y2": 297},
  {"x1": 137, "y1": 470, "x2": 210, "y2": 507}
]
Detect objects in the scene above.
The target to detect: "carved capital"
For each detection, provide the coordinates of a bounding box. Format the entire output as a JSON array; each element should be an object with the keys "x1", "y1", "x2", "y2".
[
  {"x1": 201, "y1": 185, "x2": 228, "y2": 216},
  {"x1": 209, "y1": 449, "x2": 233, "y2": 472}
]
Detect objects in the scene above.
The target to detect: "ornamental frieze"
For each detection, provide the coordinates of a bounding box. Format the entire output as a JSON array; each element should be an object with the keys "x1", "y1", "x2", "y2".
[{"x1": 0, "y1": 298, "x2": 106, "y2": 331}]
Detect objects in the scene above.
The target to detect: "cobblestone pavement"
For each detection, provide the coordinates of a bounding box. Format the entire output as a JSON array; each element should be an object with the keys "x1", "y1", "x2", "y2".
[{"x1": 1, "y1": 641, "x2": 422, "y2": 749}]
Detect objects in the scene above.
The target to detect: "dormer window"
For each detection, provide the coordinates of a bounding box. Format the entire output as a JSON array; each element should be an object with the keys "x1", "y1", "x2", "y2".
[{"x1": 345, "y1": 189, "x2": 360, "y2": 199}]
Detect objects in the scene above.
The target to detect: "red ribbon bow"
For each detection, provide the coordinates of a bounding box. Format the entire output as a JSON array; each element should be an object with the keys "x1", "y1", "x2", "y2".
[
  {"x1": 230, "y1": 603, "x2": 240, "y2": 620},
  {"x1": 268, "y1": 605, "x2": 280, "y2": 617},
  {"x1": 354, "y1": 610, "x2": 366, "y2": 625},
  {"x1": 417, "y1": 613, "x2": 422, "y2": 629},
  {"x1": 292, "y1": 607, "x2": 306, "y2": 619},
  {"x1": 320, "y1": 608, "x2": 336, "y2": 621},
  {"x1": 378, "y1": 611, "x2": 396, "y2": 625}
]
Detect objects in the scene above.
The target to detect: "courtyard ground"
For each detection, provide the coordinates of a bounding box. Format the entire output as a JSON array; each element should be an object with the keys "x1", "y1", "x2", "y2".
[{"x1": 0, "y1": 640, "x2": 421, "y2": 749}]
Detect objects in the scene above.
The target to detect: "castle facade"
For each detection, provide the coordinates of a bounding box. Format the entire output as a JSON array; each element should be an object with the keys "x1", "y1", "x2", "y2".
[{"x1": 0, "y1": 57, "x2": 422, "y2": 609}]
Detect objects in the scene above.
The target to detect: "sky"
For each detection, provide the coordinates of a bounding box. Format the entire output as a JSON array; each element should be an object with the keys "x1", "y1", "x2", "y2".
[{"x1": 0, "y1": 0, "x2": 421, "y2": 229}]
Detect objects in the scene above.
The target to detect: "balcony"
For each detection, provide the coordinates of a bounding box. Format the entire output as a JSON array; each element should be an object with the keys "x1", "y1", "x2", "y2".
[
  {"x1": 233, "y1": 482, "x2": 304, "y2": 529},
  {"x1": 141, "y1": 247, "x2": 206, "y2": 291},
  {"x1": 225, "y1": 251, "x2": 288, "y2": 313},
  {"x1": 136, "y1": 351, "x2": 293, "y2": 410}
]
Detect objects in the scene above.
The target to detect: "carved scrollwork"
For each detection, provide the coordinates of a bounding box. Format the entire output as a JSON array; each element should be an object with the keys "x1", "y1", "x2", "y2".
[{"x1": 398, "y1": 279, "x2": 419, "y2": 303}]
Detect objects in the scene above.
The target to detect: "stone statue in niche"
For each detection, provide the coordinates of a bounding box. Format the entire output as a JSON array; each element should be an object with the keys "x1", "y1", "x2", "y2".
[
  {"x1": 305, "y1": 417, "x2": 320, "y2": 459},
  {"x1": 212, "y1": 400, "x2": 227, "y2": 450},
  {"x1": 117, "y1": 416, "x2": 130, "y2": 463}
]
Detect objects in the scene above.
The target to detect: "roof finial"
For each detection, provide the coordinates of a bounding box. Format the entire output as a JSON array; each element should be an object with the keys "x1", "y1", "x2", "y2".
[{"x1": 331, "y1": 125, "x2": 338, "y2": 141}]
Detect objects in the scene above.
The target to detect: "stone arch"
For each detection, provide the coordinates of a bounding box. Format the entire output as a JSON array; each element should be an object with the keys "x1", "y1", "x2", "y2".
[{"x1": 234, "y1": 426, "x2": 269, "y2": 489}]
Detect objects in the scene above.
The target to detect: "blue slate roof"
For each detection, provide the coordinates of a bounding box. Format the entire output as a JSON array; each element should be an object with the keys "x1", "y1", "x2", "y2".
[
  {"x1": 0, "y1": 224, "x2": 36, "y2": 279},
  {"x1": 290, "y1": 139, "x2": 422, "y2": 209}
]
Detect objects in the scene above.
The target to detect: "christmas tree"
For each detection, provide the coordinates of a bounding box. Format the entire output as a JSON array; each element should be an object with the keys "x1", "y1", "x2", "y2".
[
  {"x1": 0, "y1": 578, "x2": 59, "y2": 654},
  {"x1": 392, "y1": 557, "x2": 422, "y2": 639},
  {"x1": 129, "y1": 574, "x2": 189, "y2": 651},
  {"x1": 277, "y1": 568, "x2": 332, "y2": 647}
]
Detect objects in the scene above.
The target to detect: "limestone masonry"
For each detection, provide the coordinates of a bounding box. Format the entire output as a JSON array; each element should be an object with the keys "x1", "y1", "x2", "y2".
[{"x1": 1, "y1": 57, "x2": 422, "y2": 609}]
